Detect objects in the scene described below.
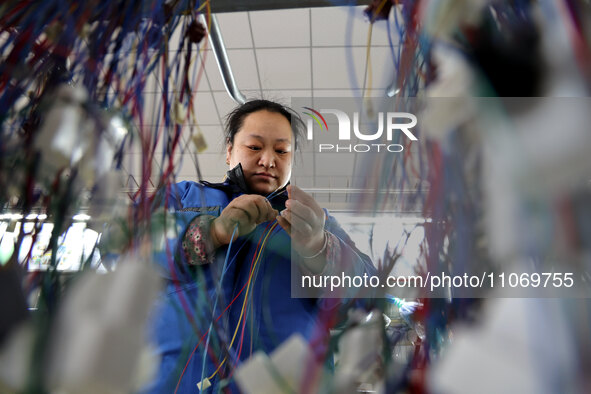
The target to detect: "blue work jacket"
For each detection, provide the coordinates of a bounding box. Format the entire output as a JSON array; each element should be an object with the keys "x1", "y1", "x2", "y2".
[{"x1": 140, "y1": 174, "x2": 376, "y2": 393}]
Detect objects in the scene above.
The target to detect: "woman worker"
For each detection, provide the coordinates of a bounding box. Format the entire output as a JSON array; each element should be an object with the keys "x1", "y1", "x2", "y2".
[{"x1": 143, "y1": 99, "x2": 376, "y2": 392}]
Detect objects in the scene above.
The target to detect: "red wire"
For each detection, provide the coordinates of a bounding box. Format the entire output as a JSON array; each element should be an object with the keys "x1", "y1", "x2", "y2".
[
  {"x1": 239, "y1": 222, "x2": 280, "y2": 359},
  {"x1": 0, "y1": 0, "x2": 31, "y2": 28},
  {"x1": 235, "y1": 224, "x2": 279, "y2": 362},
  {"x1": 234, "y1": 251, "x2": 257, "y2": 364},
  {"x1": 174, "y1": 221, "x2": 275, "y2": 393}
]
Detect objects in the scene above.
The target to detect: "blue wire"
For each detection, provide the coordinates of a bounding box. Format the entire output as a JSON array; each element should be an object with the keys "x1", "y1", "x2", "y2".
[
  {"x1": 393, "y1": 4, "x2": 404, "y2": 72},
  {"x1": 386, "y1": 16, "x2": 398, "y2": 75},
  {"x1": 265, "y1": 187, "x2": 287, "y2": 202},
  {"x1": 199, "y1": 224, "x2": 238, "y2": 391},
  {"x1": 345, "y1": 1, "x2": 362, "y2": 107}
]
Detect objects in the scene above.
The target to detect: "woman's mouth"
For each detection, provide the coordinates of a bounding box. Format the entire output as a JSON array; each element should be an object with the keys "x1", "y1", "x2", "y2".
[{"x1": 253, "y1": 172, "x2": 276, "y2": 179}]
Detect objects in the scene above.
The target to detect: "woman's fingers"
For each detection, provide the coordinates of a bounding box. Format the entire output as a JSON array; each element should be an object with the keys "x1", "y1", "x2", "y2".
[
  {"x1": 251, "y1": 197, "x2": 278, "y2": 223},
  {"x1": 214, "y1": 194, "x2": 279, "y2": 245},
  {"x1": 284, "y1": 185, "x2": 327, "y2": 255},
  {"x1": 286, "y1": 199, "x2": 318, "y2": 226},
  {"x1": 214, "y1": 188, "x2": 328, "y2": 248},
  {"x1": 285, "y1": 186, "x2": 325, "y2": 234},
  {"x1": 277, "y1": 209, "x2": 312, "y2": 247},
  {"x1": 287, "y1": 185, "x2": 324, "y2": 217},
  {"x1": 276, "y1": 215, "x2": 291, "y2": 236},
  {"x1": 278, "y1": 207, "x2": 314, "y2": 236},
  {"x1": 279, "y1": 207, "x2": 292, "y2": 223},
  {"x1": 213, "y1": 207, "x2": 252, "y2": 245},
  {"x1": 229, "y1": 195, "x2": 276, "y2": 224},
  {"x1": 226, "y1": 206, "x2": 252, "y2": 225}
]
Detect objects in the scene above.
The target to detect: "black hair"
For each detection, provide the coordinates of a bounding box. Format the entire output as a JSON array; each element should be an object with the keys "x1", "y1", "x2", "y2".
[{"x1": 224, "y1": 99, "x2": 305, "y2": 151}]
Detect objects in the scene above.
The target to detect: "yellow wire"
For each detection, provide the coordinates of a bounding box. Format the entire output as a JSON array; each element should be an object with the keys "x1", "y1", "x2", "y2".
[
  {"x1": 196, "y1": 0, "x2": 209, "y2": 12},
  {"x1": 207, "y1": 222, "x2": 278, "y2": 380},
  {"x1": 363, "y1": 0, "x2": 389, "y2": 100},
  {"x1": 187, "y1": 1, "x2": 210, "y2": 140},
  {"x1": 364, "y1": 23, "x2": 373, "y2": 99}
]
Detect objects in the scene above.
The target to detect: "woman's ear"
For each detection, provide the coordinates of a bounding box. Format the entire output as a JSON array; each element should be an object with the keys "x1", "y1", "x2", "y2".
[{"x1": 225, "y1": 141, "x2": 232, "y2": 165}]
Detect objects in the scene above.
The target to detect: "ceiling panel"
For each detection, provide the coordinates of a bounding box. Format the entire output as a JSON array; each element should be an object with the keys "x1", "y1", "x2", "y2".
[
  {"x1": 208, "y1": 0, "x2": 371, "y2": 13},
  {"x1": 197, "y1": 50, "x2": 226, "y2": 91},
  {"x1": 192, "y1": 91, "x2": 223, "y2": 125},
  {"x1": 238, "y1": 89, "x2": 313, "y2": 101},
  {"x1": 195, "y1": 124, "x2": 226, "y2": 153},
  {"x1": 141, "y1": 91, "x2": 167, "y2": 126},
  {"x1": 313, "y1": 88, "x2": 386, "y2": 97},
  {"x1": 311, "y1": 46, "x2": 393, "y2": 91},
  {"x1": 257, "y1": 48, "x2": 311, "y2": 90},
  {"x1": 178, "y1": 152, "x2": 225, "y2": 181},
  {"x1": 216, "y1": 12, "x2": 255, "y2": 49},
  {"x1": 124, "y1": 5, "x2": 411, "y2": 189},
  {"x1": 212, "y1": 91, "x2": 239, "y2": 122},
  {"x1": 226, "y1": 49, "x2": 261, "y2": 90},
  {"x1": 310, "y1": 6, "x2": 393, "y2": 47},
  {"x1": 267, "y1": 89, "x2": 312, "y2": 102},
  {"x1": 312, "y1": 46, "x2": 366, "y2": 89},
  {"x1": 194, "y1": 49, "x2": 260, "y2": 92},
  {"x1": 249, "y1": 8, "x2": 310, "y2": 48},
  {"x1": 237, "y1": 89, "x2": 265, "y2": 100}
]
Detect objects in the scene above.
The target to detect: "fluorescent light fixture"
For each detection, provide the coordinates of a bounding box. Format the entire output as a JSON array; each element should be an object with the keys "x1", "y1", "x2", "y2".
[{"x1": 331, "y1": 213, "x2": 430, "y2": 225}]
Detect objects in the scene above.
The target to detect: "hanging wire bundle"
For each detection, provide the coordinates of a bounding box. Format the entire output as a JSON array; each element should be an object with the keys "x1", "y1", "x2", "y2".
[
  {"x1": 0, "y1": 0, "x2": 215, "y2": 263},
  {"x1": 1, "y1": 0, "x2": 211, "y2": 244},
  {"x1": 360, "y1": 0, "x2": 591, "y2": 392},
  {"x1": 346, "y1": 0, "x2": 591, "y2": 392},
  {"x1": 0, "y1": 0, "x2": 216, "y2": 391}
]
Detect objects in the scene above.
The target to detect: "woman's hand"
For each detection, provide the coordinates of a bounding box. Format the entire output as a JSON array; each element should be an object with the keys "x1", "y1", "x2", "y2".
[
  {"x1": 211, "y1": 194, "x2": 278, "y2": 248},
  {"x1": 276, "y1": 185, "x2": 326, "y2": 258}
]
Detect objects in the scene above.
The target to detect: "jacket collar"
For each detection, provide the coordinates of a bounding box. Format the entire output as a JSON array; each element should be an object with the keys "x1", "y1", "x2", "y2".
[
  {"x1": 200, "y1": 163, "x2": 288, "y2": 207},
  {"x1": 225, "y1": 163, "x2": 250, "y2": 193}
]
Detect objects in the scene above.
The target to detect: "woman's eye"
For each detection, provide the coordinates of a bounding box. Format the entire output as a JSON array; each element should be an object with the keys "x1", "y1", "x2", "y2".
[
  {"x1": 248, "y1": 146, "x2": 261, "y2": 151},
  {"x1": 276, "y1": 150, "x2": 288, "y2": 154}
]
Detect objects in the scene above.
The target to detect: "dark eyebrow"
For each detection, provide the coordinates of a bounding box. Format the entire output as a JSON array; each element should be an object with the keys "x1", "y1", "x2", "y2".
[{"x1": 247, "y1": 134, "x2": 291, "y2": 144}]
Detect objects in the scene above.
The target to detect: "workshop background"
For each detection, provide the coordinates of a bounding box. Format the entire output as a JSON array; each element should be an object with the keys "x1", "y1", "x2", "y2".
[{"x1": 1, "y1": 1, "x2": 591, "y2": 393}]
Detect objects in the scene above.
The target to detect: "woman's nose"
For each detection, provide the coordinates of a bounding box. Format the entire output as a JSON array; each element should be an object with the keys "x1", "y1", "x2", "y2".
[{"x1": 258, "y1": 149, "x2": 275, "y2": 168}]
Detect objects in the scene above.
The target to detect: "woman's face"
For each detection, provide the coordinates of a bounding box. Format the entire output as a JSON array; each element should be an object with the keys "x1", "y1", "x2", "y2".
[{"x1": 226, "y1": 110, "x2": 293, "y2": 195}]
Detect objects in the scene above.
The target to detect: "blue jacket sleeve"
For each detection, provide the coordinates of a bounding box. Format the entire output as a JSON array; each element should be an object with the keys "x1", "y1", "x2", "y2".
[
  {"x1": 295, "y1": 210, "x2": 378, "y2": 302},
  {"x1": 324, "y1": 211, "x2": 377, "y2": 278},
  {"x1": 150, "y1": 181, "x2": 228, "y2": 281}
]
